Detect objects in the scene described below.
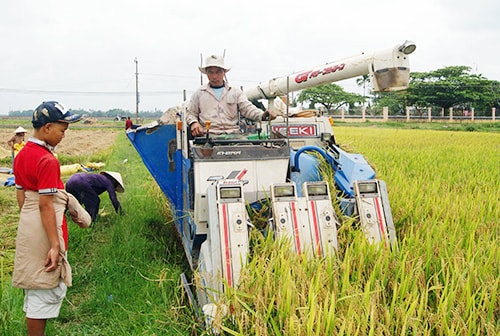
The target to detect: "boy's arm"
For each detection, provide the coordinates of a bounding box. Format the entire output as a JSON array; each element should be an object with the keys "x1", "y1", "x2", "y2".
[{"x1": 39, "y1": 194, "x2": 60, "y2": 272}]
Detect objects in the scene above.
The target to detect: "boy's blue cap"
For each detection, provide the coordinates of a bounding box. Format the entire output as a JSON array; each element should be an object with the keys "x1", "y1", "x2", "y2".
[{"x1": 32, "y1": 101, "x2": 82, "y2": 128}]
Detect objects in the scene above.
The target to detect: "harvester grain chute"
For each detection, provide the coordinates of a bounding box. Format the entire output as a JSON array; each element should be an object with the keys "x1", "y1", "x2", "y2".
[{"x1": 127, "y1": 41, "x2": 415, "y2": 323}]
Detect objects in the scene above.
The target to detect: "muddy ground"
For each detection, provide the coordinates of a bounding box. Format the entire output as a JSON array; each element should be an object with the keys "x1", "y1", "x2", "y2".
[{"x1": 0, "y1": 128, "x2": 119, "y2": 159}]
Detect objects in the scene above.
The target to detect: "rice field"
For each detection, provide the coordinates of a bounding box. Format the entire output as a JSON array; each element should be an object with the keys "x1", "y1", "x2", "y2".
[{"x1": 213, "y1": 127, "x2": 499, "y2": 335}]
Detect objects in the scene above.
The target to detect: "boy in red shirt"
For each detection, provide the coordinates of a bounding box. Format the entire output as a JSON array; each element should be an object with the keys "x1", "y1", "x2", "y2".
[{"x1": 13, "y1": 101, "x2": 89, "y2": 335}]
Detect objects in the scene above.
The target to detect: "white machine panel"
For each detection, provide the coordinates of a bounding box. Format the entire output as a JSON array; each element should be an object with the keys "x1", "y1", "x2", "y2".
[
  {"x1": 354, "y1": 180, "x2": 397, "y2": 250},
  {"x1": 303, "y1": 182, "x2": 339, "y2": 255},
  {"x1": 271, "y1": 182, "x2": 339, "y2": 257}
]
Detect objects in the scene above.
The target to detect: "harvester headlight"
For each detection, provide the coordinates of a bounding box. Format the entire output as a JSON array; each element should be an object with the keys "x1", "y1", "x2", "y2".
[
  {"x1": 274, "y1": 185, "x2": 295, "y2": 197},
  {"x1": 220, "y1": 187, "x2": 242, "y2": 199},
  {"x1": 398, "y1": 40, "x2": 416, "y2": 55},
  {"x1": 357, "y1": 181, "x2": 378, "y2": 194},
  {"x1": 320, "y1": 132, "x2": 332, "y2": 142},
  {"x1": 306, "y1": 183, "x2": 328, "y2": 196}
]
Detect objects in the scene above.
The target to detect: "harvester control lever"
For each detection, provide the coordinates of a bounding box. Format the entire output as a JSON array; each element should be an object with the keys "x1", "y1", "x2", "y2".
[{"x1": 205, "y1": 120, "x2": 211, "y2": 142}]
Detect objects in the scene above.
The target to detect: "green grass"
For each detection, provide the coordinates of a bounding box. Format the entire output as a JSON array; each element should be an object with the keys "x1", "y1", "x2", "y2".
[{"x1": 0, "y1": 133, "x2": 200, "y2": 335}]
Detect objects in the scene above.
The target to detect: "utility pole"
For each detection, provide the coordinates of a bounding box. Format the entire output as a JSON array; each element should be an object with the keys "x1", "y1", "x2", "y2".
[{"x1": 135, "y1": 57, "x2": 139, "y2": 123}]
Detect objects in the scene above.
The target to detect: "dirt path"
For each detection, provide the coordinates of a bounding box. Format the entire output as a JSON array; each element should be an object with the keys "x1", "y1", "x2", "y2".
[{"x1": 0, "y1": 128, "x2": 119, "y2": 159}]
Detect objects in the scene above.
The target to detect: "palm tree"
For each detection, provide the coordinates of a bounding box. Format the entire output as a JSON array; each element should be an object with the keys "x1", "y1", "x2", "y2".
[{"x1": 356, "y1": 74, "x2": 371, "y2": 107}]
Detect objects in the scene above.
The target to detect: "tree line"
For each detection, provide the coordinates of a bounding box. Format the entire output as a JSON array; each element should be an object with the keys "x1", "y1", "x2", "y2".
[
  {"x1": 7, "y1": 66, "x2": 500, "y2": 118},
  {"x1": 297, "y1": 65, "x2": 500, "y2": 116},
  {"x1": 8, "y1": 108, "x2": 164, "y2": 119}
]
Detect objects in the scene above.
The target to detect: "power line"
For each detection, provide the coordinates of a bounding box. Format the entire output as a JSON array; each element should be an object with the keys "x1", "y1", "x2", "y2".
[
  {"x1": 139, "y1": 72, "x2": 196, "y2": 79},
  {"x1": 0, "y1": 87, "x2": 192, "y2": 96}
]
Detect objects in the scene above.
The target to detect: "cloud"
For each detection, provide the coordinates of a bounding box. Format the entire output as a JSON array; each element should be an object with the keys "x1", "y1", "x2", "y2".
[{"x1": 0, "y1": 0, "x2": 498, "y2": 114}]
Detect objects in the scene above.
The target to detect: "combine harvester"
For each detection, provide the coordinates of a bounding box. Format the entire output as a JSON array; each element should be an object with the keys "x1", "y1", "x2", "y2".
[{"x1": 127, "y1": 41, "x2": 416, "y2": 320}]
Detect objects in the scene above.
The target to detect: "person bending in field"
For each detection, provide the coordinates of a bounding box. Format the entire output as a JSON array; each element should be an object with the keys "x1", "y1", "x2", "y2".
[
  {"x1": 65, "y1": 171, "x2": 125, "y2": 222},
  {"x1": 12, "y1": 101, "x2": 91, "y2": 336}
]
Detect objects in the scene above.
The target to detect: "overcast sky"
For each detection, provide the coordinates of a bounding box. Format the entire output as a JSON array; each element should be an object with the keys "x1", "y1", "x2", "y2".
[{"x1": 1, "y1": 0, "x2": 498, "y2": 115}]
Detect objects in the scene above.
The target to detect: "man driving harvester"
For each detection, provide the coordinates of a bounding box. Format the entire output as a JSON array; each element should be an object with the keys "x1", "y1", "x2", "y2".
[{"x1": 186, "y1": 54, "x2": 277, "y2": 137}]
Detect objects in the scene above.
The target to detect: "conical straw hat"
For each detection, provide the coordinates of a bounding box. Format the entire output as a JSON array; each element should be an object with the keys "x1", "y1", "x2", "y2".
[
  {"x1": 15, "y1": 126, "x2": 27, "y2": 134},
  {"x1": 101, "y1": 171, "x2": 125, "y2": 192}
]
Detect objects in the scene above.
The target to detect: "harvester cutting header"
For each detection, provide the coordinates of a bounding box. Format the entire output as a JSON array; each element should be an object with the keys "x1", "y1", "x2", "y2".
[{"x1": 127, "y1": 41, "x2": 416, "y2": 324}]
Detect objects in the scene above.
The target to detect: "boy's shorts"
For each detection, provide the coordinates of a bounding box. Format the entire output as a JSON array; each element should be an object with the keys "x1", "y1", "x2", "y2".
[{"x1": 23, "y1": 280, "x2": 67, "y2": 319}]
